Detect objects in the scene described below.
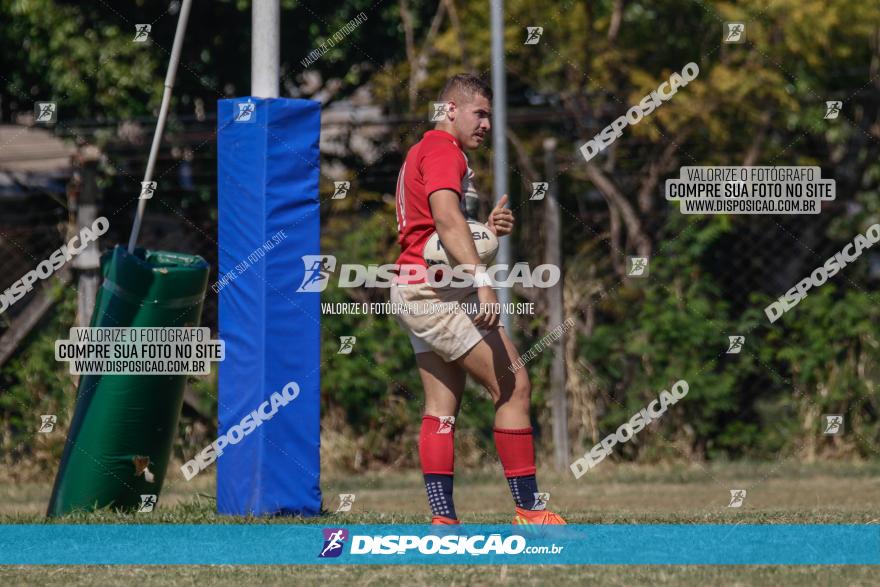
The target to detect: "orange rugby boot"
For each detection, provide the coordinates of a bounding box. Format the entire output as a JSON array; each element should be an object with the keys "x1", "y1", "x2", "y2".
[{"x1": 512, "y1": 507, "x2": 567, "y2": 525}]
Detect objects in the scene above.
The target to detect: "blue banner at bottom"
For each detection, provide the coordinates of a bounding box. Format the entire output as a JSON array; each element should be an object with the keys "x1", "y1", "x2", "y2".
[{"x1": 1, "y1": 524, "x2": 878, "y2": 565}]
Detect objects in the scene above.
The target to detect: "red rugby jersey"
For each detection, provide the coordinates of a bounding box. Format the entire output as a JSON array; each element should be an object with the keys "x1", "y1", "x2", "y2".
[{"x1": 394, "y1": 129, "x2": 471, "y2": 284}]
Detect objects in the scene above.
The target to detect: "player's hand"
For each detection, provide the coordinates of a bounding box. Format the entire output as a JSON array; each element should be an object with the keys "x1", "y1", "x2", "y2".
[
  {"x1": 487, "y1": 194, "x2": 514, "y2": 237},
  {"x1": 474, "y1": 283, "x2": 500, "y2": 329}
]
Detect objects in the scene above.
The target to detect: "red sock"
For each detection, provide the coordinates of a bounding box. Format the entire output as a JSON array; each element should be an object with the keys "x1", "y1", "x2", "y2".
[
  {"x1": 493, "y1": 427, "x2": 537, "y2": 477},
  {"x1": 419, "y1": 415, "x2": 455, "y2": 475}
]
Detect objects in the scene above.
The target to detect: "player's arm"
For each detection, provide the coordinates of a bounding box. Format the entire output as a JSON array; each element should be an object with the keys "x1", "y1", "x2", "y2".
[
  {"x1": 422, "y1": 145, "x2": 479, "y2": 266},
  {"x1": 429, "y1": 189, "x2": 499, "y2": 328},
  {"x1": 429, "y1": 189, "x2": 482, "y2": 267}
]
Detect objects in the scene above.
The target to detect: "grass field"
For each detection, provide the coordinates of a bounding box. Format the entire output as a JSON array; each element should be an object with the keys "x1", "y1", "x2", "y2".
[{"x1": 1, "y1": 461, "x2": 878, "y2": 585}]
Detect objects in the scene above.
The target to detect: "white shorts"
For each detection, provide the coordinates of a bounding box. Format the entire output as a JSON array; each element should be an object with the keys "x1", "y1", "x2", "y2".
[{"x1": 389, "y1": 281, "x2": 502, "y2": 362}]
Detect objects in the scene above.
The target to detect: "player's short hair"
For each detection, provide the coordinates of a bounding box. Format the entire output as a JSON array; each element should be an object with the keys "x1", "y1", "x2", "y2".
[{"x1": 438, "y1": 73, "x2": 493, "y2": 106}]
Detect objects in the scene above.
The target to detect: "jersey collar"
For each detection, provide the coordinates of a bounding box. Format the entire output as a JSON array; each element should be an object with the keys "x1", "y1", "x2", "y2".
[{"x1": 425, "y1": 129, "x2": 460, "y2": 148}]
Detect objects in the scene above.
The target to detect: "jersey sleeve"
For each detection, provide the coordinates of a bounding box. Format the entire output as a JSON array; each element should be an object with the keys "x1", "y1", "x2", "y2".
[{"x1": 420, "y1": 140, "x2": 468, "y2": 200}]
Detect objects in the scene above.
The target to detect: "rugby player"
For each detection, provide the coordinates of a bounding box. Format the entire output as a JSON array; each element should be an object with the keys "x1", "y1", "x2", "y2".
[{"x1": 390, "y1": 73, "x2": 566, "y2": 525}]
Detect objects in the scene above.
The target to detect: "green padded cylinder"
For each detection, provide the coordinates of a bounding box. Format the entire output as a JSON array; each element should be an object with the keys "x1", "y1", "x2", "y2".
[{"x1": 47, "y1": 246, "x2": 210, "y2": 516}]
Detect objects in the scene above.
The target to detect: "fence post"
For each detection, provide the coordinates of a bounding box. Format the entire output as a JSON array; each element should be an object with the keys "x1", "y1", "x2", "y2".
[
  {"x1": 71, "y1": 146, "x2": 102, "y2": 327},
  {"x1": 544, "y1": 137, "x2": 569, "y2": 471}
]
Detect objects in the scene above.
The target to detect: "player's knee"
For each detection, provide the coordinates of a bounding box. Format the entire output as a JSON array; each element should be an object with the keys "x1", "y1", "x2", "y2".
[
  {"x1": 514, "y1": 374, "x2": 532, "y2": 402},
  {"x1": 495, "y1": 373, "x2": 531, "y2": 410}
]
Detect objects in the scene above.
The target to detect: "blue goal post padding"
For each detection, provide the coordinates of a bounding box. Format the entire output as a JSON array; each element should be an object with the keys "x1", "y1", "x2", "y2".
[{"x1": 216, "y1": 97, "x2": 322, "y2": 516}]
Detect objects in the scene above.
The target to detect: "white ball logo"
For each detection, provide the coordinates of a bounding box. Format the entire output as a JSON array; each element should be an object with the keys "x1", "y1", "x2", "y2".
[{"x1": 423, "y1": 220, "x2": 499, "y2": 266}]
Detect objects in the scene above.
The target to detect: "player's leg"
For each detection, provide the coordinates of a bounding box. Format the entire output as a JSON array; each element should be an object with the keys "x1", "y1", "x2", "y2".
[
  {"x1": 456, "y1": 327, "x2": 566, "y2": 523},
  {"x1": 418, "y1": 350, "x2": 465, "y2": 417},
  {"x1": 456, "y1": 327, "x2": 531, "y2": 427},
  {"x1": 416, "y1": 350, "x2": 465, "y2": 523}
]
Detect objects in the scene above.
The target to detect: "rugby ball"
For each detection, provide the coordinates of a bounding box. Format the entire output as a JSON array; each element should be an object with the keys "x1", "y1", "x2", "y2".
[{"x1": 423, "y1": 220, "x2": 499, "y2": 266}]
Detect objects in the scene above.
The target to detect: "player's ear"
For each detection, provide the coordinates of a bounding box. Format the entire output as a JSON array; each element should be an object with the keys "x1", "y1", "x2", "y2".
[{"x1": 445, "y1": 100, "x2": 456, "y2": 121}]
